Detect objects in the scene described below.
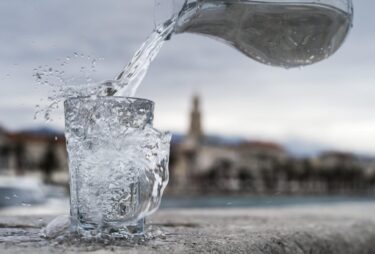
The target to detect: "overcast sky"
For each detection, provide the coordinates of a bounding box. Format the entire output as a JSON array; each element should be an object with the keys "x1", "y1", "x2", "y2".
[{"x1": 0, "y1": 1, "x2": 374, "y2": 155}]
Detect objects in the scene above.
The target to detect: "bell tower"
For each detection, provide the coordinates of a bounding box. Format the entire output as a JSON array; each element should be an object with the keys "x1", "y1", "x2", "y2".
[{"x1": 188, "y1": 95, "x2": 203, "y2": 140}]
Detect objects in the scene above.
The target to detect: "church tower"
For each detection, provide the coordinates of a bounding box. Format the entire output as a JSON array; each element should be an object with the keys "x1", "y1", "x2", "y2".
[
  {"x1": 188, "y1": 95, "x2": 203, "y2": 140},
  {"x1": 172, "y1": 95, "x2": 203, "y2": 192}
]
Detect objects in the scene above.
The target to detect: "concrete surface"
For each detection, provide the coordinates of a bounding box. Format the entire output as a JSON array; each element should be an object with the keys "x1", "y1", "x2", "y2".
[{"x1": 1, "y1": 202, "x2": 375, "y2": 253}]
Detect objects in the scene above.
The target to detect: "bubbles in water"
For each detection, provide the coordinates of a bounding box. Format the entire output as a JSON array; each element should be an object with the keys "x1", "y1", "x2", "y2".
[{"x1": 65, "y1": 97, "x2": 171, "y2": 231}]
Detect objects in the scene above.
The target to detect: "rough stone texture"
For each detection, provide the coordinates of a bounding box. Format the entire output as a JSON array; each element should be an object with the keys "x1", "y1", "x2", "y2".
[{"x1": 1, "y1": 202, "x2": 375, "y2": 253}]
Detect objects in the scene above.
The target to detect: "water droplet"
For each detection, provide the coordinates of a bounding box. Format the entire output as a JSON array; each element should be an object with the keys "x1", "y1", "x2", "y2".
[{"x1": 43, "y1": 215, "x2": 70, "y2": 239}]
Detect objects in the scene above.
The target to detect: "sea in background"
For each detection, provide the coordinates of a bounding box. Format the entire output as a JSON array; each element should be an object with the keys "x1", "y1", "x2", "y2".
[
  {"x1": 0, "y1": 181, "x2": 375, "y2": 216},
  {"x1": 160, "y1": 195, "x2": 375, "y2": 209}
]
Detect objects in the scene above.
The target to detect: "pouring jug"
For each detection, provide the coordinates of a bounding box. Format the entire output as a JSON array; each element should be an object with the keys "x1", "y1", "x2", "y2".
[{"x1": 160, "y1": 0, "x2": 353, "y2": 68}]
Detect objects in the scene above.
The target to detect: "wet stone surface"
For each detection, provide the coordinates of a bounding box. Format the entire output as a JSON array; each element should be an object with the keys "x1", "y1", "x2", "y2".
[{"x1": 1, "y1": 204, "x2": 375, "y2": 254}]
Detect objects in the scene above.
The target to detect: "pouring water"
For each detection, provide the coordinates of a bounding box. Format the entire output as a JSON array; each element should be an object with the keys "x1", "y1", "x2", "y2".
[{"x1": 106, "y1": 0, "x2": 353, "y2": 97}]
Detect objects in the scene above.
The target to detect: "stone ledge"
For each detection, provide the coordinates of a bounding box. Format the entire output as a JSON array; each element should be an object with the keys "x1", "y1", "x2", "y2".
[{"x1": 1, "y1": 203, "x2": 375, "y2": 253}]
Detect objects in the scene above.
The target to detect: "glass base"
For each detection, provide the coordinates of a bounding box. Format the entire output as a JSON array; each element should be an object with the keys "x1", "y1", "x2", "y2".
[{"x1": 71, "y1": 218, "x2": 145, "y2": 236}]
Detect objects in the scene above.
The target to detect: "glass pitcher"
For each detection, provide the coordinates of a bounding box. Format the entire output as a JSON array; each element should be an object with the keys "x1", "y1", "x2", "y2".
[{"x1": 156, "y1": 0, "x2": 353, "y2": 68}]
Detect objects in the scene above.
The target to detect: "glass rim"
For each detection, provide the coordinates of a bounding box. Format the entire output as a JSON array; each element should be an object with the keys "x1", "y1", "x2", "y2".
[{"x1": 64, "y1": 96, "x2": 155, "y2": 106}]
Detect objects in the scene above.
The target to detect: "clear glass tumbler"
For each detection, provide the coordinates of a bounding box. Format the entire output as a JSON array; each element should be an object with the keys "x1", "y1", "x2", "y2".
[{"x1": 64, "y1": 97, "x2": 171, "y2": 235}]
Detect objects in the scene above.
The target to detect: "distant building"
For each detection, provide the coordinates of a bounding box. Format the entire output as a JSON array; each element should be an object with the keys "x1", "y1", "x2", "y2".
[
  {"x1": 172, "y1": 95, "x2": 204, "y2": 189},
  {"x1": 0, "y1": 127, "x2": 68, "y2": 185},
  {"x1": 168, "y1": 95, "x2": 375, "y2": 195},
  {"x1": 169, "y1": 95, "x2": 289, "y2": 194},
  {"x1": 0, "y1": 126, "x2": 10, "y2": 170}
]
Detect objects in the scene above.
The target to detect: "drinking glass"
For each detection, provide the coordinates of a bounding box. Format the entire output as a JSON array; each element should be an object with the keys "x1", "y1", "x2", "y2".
[{"x1": 65, "y1": 97, "x2": 171, "y2": 234}]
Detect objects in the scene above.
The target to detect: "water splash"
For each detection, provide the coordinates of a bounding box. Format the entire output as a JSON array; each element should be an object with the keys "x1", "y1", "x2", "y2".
[
  {"x1": 33, "y1": 52, "x2": 103, "y2": 121},
  {"x1": 33, "y1": 18, "x2": 176, "y2": 120}
]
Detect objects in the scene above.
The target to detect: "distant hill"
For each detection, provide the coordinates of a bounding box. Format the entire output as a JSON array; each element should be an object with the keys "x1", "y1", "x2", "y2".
[
  {"x1": 17, "y1": 126, "x2": 330, "y2": 157},
  {"x1": 171, "y1": 132, "x2": 333, "y2": 157},
  {"x1": 18, "y1": 126, "x2": 64, "y2": 137},
  {"x1": 171, "y1": 133, "x2": 245, "y2": 146},
  {"x1": 282, "y1": 138, "x2": 331, "y2": 158}
]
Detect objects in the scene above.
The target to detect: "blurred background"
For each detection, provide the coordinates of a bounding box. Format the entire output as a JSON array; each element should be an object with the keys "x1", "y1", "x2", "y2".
[{"x1": 0, "y1": 0, "x2": 375, "y2": 215}]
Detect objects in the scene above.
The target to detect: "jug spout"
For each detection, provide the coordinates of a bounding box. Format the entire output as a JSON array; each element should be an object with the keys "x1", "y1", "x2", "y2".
[{"x1": 173, "y1": 0, "x2": 353, "y2": 68}]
